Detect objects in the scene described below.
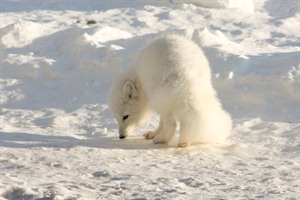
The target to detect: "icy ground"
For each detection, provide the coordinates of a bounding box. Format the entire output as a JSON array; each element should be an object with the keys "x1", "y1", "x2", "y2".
[{"x1": 0, "y1": 0, "x2": 299, "y2": 199}]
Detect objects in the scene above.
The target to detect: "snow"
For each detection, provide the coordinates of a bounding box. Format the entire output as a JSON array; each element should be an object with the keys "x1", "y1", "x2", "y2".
[
  {"x1": 0, "y1": 0, "x2": 299, "y2": 199},
  {"x1": 171, "y1": 0, "x2": 255, "y2": 13}
]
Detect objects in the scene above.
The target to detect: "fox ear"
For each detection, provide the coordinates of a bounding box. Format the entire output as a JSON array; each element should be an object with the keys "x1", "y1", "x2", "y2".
[{"x1": 123, "y1": 80, "x2": 137, "y2": 100}]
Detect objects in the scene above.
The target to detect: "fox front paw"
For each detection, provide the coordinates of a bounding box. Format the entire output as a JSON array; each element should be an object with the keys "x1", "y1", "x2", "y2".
[
  {"x1": 144, "y1": 131, "x2": 157, "y2": 140},
  {"x1": 178, "y1": 142, "x2": 189, "y2": 148}
]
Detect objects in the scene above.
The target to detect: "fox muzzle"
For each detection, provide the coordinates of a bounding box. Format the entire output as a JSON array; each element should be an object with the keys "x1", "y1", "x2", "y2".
[{"x1": 118, "y1": 127, "x2": 128, "y2": 139}]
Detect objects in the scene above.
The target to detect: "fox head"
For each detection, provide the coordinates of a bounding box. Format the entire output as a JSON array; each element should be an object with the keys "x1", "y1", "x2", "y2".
[{"x1": 109, "y1": 78, "x2": 149, "y2": 139}]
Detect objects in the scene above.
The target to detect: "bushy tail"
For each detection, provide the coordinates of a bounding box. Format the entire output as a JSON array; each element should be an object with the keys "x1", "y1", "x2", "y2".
[{"x1": 182, "y1": 107, "x2": 232, "y2": 145}]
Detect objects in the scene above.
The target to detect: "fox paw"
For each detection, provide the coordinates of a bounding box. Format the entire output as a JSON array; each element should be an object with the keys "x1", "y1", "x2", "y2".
[
  {"x1": 144, "y1": 131, "x2": 156, "y2": 140},
  {"x1": 153, "y1": 135, "x2": 167, "y2": 144},
  {"x1": 178, "y1": 142, "x2": 189, "y2": 148}
]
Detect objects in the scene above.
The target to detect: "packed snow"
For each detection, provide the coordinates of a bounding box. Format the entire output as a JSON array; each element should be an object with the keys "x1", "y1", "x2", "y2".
[{"x1": 0, "y1": 0, "x2": 299, "y2": 199}]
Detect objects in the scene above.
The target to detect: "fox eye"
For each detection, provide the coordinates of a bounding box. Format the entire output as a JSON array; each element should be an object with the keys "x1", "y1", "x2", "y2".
[{"x1": 123, "y1": 115, "x2": 129, "y2": 121}]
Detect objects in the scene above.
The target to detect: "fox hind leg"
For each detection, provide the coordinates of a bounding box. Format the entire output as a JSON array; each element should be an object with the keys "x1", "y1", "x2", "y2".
[
  {"x1": 153, "y1": 115, "x2": 176, "y2": 144},
  {"x1": 178, "y1": 118, "x2": 194, "y2": 148}
]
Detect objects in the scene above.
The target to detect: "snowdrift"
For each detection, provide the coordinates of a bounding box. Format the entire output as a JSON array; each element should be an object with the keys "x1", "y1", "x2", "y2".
[
  {"x1": 2, "y1": 22, "x2": 299, "y2": 122},
  {"x1": 171, "y1": 0, "x2": 255, "y2": 13}
]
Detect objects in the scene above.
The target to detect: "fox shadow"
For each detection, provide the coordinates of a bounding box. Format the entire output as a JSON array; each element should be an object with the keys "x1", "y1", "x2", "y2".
[{"x1": 0, "y1": 131, "x2": 169, "y2": 150}]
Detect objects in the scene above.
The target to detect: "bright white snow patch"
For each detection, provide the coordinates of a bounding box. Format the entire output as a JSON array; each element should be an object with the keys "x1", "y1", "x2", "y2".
[
  {"x1": 171, "y1": 0, "x2": 255, "y2": 13},
  {"x1": 87, "y1": 26, "x2": 133, "y2": 43},
  {"x1": 1, "y1": 21, "x2": 51, "y2": 48}
]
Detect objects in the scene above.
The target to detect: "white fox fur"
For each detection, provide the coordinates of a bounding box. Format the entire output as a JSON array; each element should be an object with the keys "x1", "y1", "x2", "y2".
[{"x1": 109, "y1": 35, "x2": 232, "y2": 147}]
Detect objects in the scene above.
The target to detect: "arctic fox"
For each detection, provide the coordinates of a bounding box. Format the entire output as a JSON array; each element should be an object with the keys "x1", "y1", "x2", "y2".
[{"x1": 109, "y1": 35, "x2": 232, "y2": 147}]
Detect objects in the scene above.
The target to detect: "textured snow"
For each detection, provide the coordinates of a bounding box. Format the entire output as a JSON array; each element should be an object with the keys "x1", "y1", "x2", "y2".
[{"x1": 0, "y1": 0, "x2": 299, "y2": 199}]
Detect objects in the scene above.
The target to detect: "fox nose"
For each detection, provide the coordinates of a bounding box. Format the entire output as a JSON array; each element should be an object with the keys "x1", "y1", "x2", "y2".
[
  {"x1": 119, "y1": 135, "x2": 126, "y2": 139},
  {"x1": 119, "y1": 127, "x2": 128, "y2": 139}
]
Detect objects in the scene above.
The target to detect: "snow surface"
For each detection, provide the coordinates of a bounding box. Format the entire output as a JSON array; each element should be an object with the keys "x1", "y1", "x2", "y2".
[{"x1": 0, "y1": 0, "x2": 299, "y2": 199}]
